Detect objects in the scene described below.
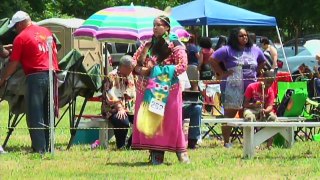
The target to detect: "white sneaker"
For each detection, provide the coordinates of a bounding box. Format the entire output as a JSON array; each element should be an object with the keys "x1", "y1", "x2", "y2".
[
  {"x1": 0, "y1": 146, "x2": 7, "y2": 154},
  {"x1": 224, "y1": 143, "x2": 233, "y2": 149}
]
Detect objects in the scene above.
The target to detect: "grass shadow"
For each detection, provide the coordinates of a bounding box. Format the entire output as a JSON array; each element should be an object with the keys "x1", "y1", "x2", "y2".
[
  {"x1": 3, "y1": 144, "x2": 32, "y2": 153},
  {"x1": 105, "y1": 161, "x2": 153, "y2": 167}
]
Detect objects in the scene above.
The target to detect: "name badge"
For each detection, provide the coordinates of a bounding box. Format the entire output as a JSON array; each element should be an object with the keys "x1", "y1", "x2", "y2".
[{"x1": 149, "y1": 98, "x2": 165, "y2": 116}]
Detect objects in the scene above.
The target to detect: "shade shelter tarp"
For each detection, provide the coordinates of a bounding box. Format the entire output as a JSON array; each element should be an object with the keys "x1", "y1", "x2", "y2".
[
  {"x1": 171, "y1": 0, "x2": 277, "y2": 26},
  {"x1": 171, "y1": 0, "x2": 291, "y2": 80}
]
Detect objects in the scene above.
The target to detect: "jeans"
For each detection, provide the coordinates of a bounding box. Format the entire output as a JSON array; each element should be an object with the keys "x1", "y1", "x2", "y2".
[
  {"x1": 26, "y1": 72, "x2": 50, "y2": 152},
  {"x1": 110, "y1": 114, "x2": 133, "y2": 149},
  {"x1": 183, "y1": 104, "x2": 202, "y2": 140}
]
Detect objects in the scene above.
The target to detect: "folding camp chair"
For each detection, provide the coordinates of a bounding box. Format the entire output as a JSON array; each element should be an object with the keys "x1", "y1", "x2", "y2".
[{"x1": 277, "y1": 81, "x2": 319, "y2": 141}]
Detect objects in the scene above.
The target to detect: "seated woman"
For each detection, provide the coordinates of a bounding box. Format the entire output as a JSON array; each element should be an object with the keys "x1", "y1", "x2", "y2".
[
  {"x1": 314, "y1": 53, "x2": 320, "y2": 96},
  {"x1": 100, "y1": 55, "x2": 136, "y2": 149}
]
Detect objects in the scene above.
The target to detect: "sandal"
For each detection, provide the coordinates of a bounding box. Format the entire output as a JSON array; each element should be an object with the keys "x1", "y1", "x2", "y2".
[{"x1": 150, "y1": 151, "x2": 164, "y2": 165}]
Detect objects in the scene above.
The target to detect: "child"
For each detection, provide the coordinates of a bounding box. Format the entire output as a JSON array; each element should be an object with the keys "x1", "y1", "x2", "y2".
[{"x1": 243, "y1": 70, "x2": 277, "y2": 122}]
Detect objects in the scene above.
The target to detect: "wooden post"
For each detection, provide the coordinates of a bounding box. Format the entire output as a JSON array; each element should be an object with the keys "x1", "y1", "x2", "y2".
[{"x1": 243, "y1": 126, "x2": 255, "y2": 158}]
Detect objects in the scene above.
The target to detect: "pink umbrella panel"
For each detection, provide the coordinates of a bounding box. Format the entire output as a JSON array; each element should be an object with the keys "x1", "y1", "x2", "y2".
[{"x1": 73, "y1": 5, "x2": 190, "y2": 43}]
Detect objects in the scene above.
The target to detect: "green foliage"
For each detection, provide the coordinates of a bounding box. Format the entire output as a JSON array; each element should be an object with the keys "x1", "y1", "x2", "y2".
[
  {"x1": 1, "y1": 0, "x2": 320, "y2": 43},
  {"x1": 0, "y1": 0, "x2": 33, "y2": 18},
  {"x1": 0, "y1": 0, "x2": 70, "y2": 21},
  {"x1": 232, "y1": 0, "x2": 320, "y2": 40}
]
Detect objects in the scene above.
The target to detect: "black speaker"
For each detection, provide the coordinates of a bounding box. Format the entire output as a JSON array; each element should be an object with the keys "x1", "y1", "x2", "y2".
[{"x1": 182, "y1": 90, "x2": 202, "y2": 104}]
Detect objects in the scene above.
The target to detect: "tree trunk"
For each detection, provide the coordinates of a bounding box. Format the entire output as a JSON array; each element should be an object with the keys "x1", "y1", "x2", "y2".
[{"x1": 294, "y1": 25, "x2": 299, "y2": 55}]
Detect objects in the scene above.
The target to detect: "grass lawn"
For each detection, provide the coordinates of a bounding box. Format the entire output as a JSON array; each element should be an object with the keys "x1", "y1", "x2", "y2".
[{"x1": 1, "y1": 98, "x2": 320, "y2": 179}]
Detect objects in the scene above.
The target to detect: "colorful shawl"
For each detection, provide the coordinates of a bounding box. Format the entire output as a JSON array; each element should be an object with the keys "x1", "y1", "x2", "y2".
[{"x1": 137, "y1": 65, "x2": 178, "y2": 137}]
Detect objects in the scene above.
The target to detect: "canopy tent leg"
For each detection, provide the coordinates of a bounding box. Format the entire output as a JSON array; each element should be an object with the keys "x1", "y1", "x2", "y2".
[
  {"x1": 276, "y1": 26, "x2": 292, "y2": 81},
  {"x1": 2, "y1": 113, "x2": 25, "y2": 148},
  {"x1": 201, "y1": 25, "x2": 209, "y2": 37}
]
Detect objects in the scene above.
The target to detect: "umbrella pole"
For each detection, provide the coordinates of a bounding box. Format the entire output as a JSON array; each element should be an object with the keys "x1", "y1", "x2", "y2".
[
  {"x1": 102, "y1": 42, "x2": 108, "y2": 116},
  {"x1": 104, "y1": 42, "x2": 109, "y2": 75}
]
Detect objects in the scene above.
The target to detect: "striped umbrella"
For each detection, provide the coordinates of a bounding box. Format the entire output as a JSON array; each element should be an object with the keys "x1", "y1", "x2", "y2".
[{"x1": 73, "y1": 5, "x2": 189, "y2": 43}]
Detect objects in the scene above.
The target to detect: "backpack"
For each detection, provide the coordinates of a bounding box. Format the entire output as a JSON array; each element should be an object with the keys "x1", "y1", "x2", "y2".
[
  {"x1": 276, "y1": 89, "x2": 294, "y2": 116},
  {"x1": 277, "y1": 88, "x2": 307, "y2": 117}
]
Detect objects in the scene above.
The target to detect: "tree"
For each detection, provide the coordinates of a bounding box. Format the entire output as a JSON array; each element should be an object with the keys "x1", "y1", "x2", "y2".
[{"x1": 0, "y1": 0, "x2": 70, "y2": 21}]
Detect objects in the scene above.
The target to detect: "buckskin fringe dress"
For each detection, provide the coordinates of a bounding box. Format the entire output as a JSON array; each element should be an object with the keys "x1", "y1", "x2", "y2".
[{"x1": 132, "y1": 41, "x2": 188, "y2": 152}]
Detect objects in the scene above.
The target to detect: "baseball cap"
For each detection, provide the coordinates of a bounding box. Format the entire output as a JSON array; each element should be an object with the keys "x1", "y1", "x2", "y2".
[{"x1": 8, "y1": 11, "x2": 30, "y2": 28}]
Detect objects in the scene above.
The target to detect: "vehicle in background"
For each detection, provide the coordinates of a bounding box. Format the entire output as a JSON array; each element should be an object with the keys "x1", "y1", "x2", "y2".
[
  {"x1": 279, "y1": 49, "x2": 317, "y2": 81},
  {"x1": 210, "y1": 37, "x2": 219, "y2": 48},
  {"x1": 255, "y1": 36, "x2": 274, "y2": 48},
  {"x1": 105, "y1": 42, "x2": 138, "y2": 67},
  {"x1": 211, "y1": 35, "x2": 274, "y2": 49},
  {"x1": 278, "y1": 35, "x2": 320, "y2": 59}
]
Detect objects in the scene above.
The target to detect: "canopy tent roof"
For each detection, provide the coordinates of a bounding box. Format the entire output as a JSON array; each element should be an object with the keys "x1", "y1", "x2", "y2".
[
  {"x1": 171, "y1": 0, "x2": 277, "y2": 27},
  {"x1": 37, "y1": 18, "x2": 84, "y2": 29}
]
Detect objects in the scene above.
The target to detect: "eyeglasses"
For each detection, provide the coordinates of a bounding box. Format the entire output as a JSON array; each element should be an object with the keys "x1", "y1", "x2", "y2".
[{"x1": 238, "y1": 34, "x2": 248, "y2": 38}]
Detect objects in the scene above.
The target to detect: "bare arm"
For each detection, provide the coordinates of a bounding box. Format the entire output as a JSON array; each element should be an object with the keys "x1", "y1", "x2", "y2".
[
  {"x1": 0, "y1": 44, "x2": 10, "y2": 58},
  {"x1": 198, "y1": 51, "x2": 203, "y2": 70},
  {"x1": 263, "y1": 105, "x2": 274, "y2": 114},
  {"x1": 210, "y1": 57, "x2": 233, "y2": 79},
  {"x1": 132, "y1": 41, "x2": 152, "y2": 76},
  {"x1": 195, "y1": 52, "x2": 200, "y2": 62},
  {"x1": 270, "y1": 46, "x2": 278, "y2": 69},
  {"x1": 134, "y1": 66, "x2": 151, "y2": 76}
]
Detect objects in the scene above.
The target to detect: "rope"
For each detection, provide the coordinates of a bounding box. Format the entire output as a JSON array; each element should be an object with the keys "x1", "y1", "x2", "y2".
[
  {"x1": 55, "y1": 69, "x2": 310, "y2": 83},
  {"x1": 0, "y1": 125, "x2": 211, "y2": 130}
]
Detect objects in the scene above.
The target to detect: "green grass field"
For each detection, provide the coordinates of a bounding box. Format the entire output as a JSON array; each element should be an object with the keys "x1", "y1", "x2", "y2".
[{"x1": 1, "y1": 98, "x2": 320, "y2": 179}]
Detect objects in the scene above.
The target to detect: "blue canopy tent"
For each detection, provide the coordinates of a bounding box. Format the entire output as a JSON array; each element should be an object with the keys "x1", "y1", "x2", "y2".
[
  {"x1": 171, "y1": 0, "x2": 276, "y2": 27},
  {"x1": 171, "y1": 0, "x2": 290, "y2": 79}
]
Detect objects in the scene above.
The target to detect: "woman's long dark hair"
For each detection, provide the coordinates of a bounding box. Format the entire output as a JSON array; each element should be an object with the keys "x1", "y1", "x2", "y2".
[
  {"x1": 214, "y1": 35, "x2": 227, "y2": 51},
  {"x1": 227, "y1": 27, "x2": 253, "y2": 51},
  {"x1": 150, "y1": 15, "x2": 172, "y2": 63}
]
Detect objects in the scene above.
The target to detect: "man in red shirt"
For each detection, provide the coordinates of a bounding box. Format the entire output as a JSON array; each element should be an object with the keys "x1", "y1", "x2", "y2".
[
  {"x1": 243, "y1": 71, "x2": 277, "y2": 148},
  {"x1": 0, "y1": 11, "x2": 59, "y2": 154},
  {"x1": 243, "y1": 71, "x2": 277, "y2": 122}
]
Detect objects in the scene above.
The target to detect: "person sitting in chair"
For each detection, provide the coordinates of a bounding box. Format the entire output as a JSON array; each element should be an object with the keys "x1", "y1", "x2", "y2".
[
  {"x1": 179, "y1": 72, "x2": 202, "y2": 149},
  {"x1": 243, "y1": 71, "x2": 277, "y2": 148},
  {"x1": 182, "y1": 93, "x2": 202, "y2": 149},
  {"x1": 243, "y1": 70, "x2": 277, "y2": 122},
  {"x1": 101, "y1": 55, "x2": 136, "y2": 149},
  {"x1": 312, "y1": 53, "x2": 320, "y2": 96}
]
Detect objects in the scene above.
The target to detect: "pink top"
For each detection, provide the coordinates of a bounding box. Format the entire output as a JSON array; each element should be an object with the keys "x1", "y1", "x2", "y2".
[{"x1": 133, "y1": 42, "x2": 187, "y2": 76}]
